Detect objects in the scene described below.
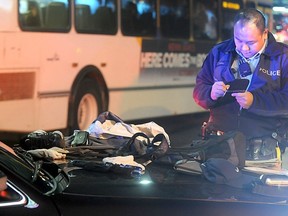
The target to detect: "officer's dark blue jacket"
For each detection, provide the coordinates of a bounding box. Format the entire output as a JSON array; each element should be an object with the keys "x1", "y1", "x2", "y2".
[{"x1": 193, "y1": 32, "x2": 288, "y2": 138}]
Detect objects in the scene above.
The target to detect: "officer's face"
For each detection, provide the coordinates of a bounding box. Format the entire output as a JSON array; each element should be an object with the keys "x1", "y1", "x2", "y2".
[{"x1": 234, "y1": 21, "x2": 268, "y2": 58}]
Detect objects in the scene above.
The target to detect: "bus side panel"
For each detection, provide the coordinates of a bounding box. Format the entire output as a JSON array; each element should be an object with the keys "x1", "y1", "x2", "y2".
[
  {"x1": 109, "y1": 87, "x2": 204, "y2": 121},
  {"x1": 38, "y1": 97, "x2": 69, "y2": 130},
  {"x1": 0, "y1": 100, "x2": 36, "y2": 131}
]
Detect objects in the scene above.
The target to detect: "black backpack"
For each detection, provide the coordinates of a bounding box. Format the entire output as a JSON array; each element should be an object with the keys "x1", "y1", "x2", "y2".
[{"x1": 162, "y1": 130, "x2": 246, "y2": 169}]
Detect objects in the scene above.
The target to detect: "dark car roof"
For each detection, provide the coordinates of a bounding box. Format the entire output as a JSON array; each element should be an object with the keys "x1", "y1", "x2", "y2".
[{"x1": 60, "y1": 159, "x2": 286, "y2": 204}]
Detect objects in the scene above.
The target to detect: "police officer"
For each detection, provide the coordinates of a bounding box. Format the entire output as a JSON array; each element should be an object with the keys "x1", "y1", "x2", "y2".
[{"x1": 193, "y1": 8, "x2": 288, "y2": 160}]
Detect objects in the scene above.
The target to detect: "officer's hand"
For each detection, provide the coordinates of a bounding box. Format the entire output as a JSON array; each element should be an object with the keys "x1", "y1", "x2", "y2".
[
  {"x1": 232, "y1": 91, "x2": 253, "y2": 109},
  {"x1": 211, "y1": 81, "x2": 230, "y2": 100}
]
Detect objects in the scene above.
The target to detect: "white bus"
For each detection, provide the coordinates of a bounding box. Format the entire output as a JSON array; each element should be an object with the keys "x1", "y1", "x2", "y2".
[{"x1": 0, "y1": 0, "x2": 271, "y2": 135}]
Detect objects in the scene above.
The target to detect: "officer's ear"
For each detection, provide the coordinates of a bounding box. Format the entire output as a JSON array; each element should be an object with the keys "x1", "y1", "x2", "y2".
[{"x1": 263, "y1": 29, "x2": 268, "y2": 40}]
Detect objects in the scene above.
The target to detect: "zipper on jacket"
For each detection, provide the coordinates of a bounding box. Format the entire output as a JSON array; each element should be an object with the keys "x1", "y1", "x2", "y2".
[{"x1": 237, "y1": 106, "x2": 242, "y2": 129}]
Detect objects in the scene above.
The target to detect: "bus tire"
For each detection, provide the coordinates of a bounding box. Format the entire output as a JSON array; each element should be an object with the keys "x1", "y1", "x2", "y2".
[{"x1": 69, "y1": 78, "x2": 102, "y2": 132}]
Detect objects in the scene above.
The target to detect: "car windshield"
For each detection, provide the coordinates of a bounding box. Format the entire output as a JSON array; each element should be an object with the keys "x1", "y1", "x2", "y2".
[{"x1": 0, "y1": 146, "x2": 69, "y2": 195}]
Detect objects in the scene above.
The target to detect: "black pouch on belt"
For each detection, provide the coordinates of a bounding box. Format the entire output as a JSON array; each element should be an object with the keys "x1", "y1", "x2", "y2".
[{"x1": 246, "y1": 136, "x2": 280, "y2": 161}]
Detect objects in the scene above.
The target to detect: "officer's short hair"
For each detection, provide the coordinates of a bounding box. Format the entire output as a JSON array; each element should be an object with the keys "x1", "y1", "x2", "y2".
[{"x1": 234, "y1": 8, "x2": 267, "y2": 33}]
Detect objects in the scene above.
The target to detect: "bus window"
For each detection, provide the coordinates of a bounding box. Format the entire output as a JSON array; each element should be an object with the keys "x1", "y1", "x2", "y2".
[
  {"x1": 221, "y1": 0, "x2": 243, "y2": 40},
  {"x1": 19, "y1": 0, "x2": 71, "y2": 32},
  {"x1": 24, "y1": 1, "x2": 41, "y2": 27},
  {"x1": 160, "y1": 0, "x2": 190, "y2": 39},
  {"x1": 75, "y1": 0, "x2": 117, "y2": 34},
  {"x1": 193, "y1": 0, "x2": 218, "y2": 40},
  {"x1": 75, "y1": 3, "x2": 92, "y2": 31},
  {"x1": 121, "y1": 0, "x2": 156, "y2": 36},
  {"x1": 221, "y1": 10, "x2": 235, "y2": 40}
]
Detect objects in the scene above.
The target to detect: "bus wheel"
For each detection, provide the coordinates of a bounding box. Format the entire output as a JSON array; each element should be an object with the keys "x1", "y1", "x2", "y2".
[{"x1": 70, "y1": 79, "x2": 102, "y2": 131}]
